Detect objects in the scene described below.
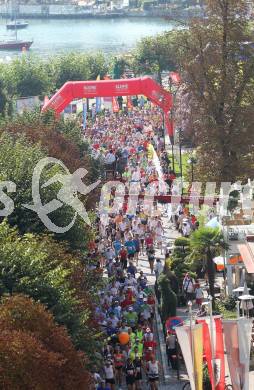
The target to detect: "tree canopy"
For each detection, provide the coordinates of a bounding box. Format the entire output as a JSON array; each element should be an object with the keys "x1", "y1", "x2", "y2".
[
  {"x1": 175, "y1": 0, "x2": 254, "y2": 182},
  {"x1": 133, "y1": 31, "x2": 178, "y2": 83},
  {"x1": 0, "y1": 294, "x2": 92, "y2": 390}
]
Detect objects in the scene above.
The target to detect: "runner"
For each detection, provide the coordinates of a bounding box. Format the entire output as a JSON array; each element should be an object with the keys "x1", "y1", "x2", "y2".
[
  {"x1": 125, "y1": 357, "x2": 136, "y2": 390},
  {"x1": 104, "y1": 359, "x2": 116, "y2": 390},
  {"x1": 146, "y1": 355, "x2": 160, "y2": 390}
]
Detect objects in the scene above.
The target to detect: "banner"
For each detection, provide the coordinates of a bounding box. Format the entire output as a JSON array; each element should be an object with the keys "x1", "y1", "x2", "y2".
[
  {"x1": 214, "y1": 317, "x2": 225, "y2": 390},
  {"x1": 223, "y1": 320, "x2": 242, "y2": 390},
  {"x1": 238, "y1": 318, "x2": 252, "y2": 390},
  {"x1": 91, "y1": 104, "x2": 96, "y2": 120},
  {"x1": 112, "y1": 96, "x2": 119, "y2": 113},
  {"x1": 197, "y1": 316, "x2": 225, "y2": 390},
  {"x1": 176, "y1": 325, "x2": 195, "y2": 390},
  {"x1": 197, "y1": 320, "x2": 215, "y2": 390},
  {"x1": 82, "y1": 99, "x2": 87, "y2": 130},
  {"x1": 193, "y1": 324, "x2": 203, "y2": 390},
  {"x1": 127, "y1": 95, "x2": 133, "y2": 110},
  {"x1": 96, "y1": 75, "x2": 101, "y2": 113}
]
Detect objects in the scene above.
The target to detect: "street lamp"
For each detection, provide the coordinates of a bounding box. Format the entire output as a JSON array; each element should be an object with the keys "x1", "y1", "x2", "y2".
[{"x1": 187, "y1": 157, "x2": 197, "y2": 182}]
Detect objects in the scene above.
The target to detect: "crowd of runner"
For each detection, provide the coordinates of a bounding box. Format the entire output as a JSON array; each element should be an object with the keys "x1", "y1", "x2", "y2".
[{"x1": 86, "y1": 103, "x2": 202, "y2": 389}]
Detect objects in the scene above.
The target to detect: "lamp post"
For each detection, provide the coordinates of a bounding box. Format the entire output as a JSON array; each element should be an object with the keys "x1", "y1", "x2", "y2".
[{"x1": 188, "y1": 156, "x2": 197, "y2": 182}]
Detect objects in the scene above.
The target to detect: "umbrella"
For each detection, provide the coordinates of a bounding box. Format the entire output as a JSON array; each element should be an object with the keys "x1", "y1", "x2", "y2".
[
  {"x1": 238, "y1": 282, "x2": 254, "y2": 300},
  {"x1": 206, "y1": 217, "x2": 222, "y2": 229},
  {"x1": 213, "y1": 256, "x2": 225, "y2": 271}
]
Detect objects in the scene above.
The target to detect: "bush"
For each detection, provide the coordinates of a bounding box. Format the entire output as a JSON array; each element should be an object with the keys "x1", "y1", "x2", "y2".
[
  {"x1": 203, "y1": 365, "x2": 212, "y2": 390},
  {"x1": 158, "y1": 274, "x2": 177, "y2": 323},
  {"x1": 174, "y1": 237, "x2": 191, "y2": 247},
  {"x1": 223, "y1": 295, "x2": 237, "y2": 311}
]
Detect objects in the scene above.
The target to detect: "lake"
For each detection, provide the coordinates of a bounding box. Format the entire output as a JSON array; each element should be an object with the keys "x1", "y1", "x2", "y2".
[{"x1": 0, "y1": 17, "x2": 175, "y2": 59}]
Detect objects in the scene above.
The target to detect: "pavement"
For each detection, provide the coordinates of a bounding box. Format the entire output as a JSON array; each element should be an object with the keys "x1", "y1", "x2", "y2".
[{"x1": 134, "y1": 207, "x2": 188, "y2": 389}]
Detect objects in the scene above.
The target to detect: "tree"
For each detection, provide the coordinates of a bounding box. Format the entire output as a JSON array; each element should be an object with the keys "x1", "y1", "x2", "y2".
[
  {"x1": 169, "y1": 237, "x2": 192, "y2": 282},
  {"x1": 0, "y1": 295, "x2": 92, "y2": 390},
  {"x1": 2, "y1": 55, "x2": 53, "y2": 98},
  {"x1": 0, "y1": 79, "x2": 8, "y2": 116},
  {"x1": 0, "y1": 113, "x2": 102, "y2": 248},
  {"x1": 190, "y1": 227, "x2": 227, "y2": 302},
  {"x1": 175, "y1": 0, "x2": 254, "y2": 182},
  {"x1": 52, "y1": 52, "x2": 108, "y2": 88},
  {"x1": 133, "y1": 31, "x2": 178, "y2": 83},
  {"x1": 0, "y1": 221, "x2": 103, "y2": 360}
]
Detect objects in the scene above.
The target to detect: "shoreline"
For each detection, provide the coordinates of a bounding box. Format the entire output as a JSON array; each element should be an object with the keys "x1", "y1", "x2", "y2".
[{"x1": 0, "y1": 7, "x2": 201, "y2": 20}]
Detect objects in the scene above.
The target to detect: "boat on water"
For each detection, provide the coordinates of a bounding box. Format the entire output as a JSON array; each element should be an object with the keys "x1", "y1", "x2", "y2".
[
  {"x1": 6, "y1": 20, "x2": 29, "y2": 30},
  {"x1": 1, "y1": 0, "x2": 33, "y2": 50},
  {"x1": 0, "y1": 40, "x2": 33, "y2": 50}
]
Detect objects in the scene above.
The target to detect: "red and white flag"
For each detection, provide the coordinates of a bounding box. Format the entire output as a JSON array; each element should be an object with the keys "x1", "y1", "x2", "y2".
[{"x1": 196, "y1": 316, "x2": 225, "y2": 390}]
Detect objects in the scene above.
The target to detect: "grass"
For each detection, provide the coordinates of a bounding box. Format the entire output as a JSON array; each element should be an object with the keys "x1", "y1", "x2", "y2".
[{"x1": 168, "y1": 151, "x2": 190, "y2": 179}]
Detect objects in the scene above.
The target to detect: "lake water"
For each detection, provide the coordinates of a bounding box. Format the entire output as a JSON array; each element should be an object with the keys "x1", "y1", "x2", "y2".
[{"x1": 0, "y1": 17, "x2": 174, "y2": 58}]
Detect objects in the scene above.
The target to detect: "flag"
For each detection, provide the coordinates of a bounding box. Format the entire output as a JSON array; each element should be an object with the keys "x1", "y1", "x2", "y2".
[
  {"x1": 112, "y1": 96, "x2": 119, "y2": 113},
  {"x1": 91, "y1": 104, "x2": 96, "y2": 120},
  {"x1": 196, "y1": 320, "x2": 215, "y2": 390},
  {"x1": 127, "y1": 95, "x2": 133, "y2": 110},
  {"x1": 196, "y1": 316, "x2": 225, "y2": 390},
  {"x1": 82, "y1": 98, "x2": 87, "y2": 129},
  {"x1": 214, "y1": 317, "x2": 225, "y2": 390},
  {"x1": 223, "y1": 318, "x2": 253, "y2": 390},
  {"x1": 193, "y1": 324, "x2": 203, "y2": 390},
  {"x1": 176, "y1": 326, "x2": 195, "y2": 390},
  {"x1": 96, "y1": 75, "x2": 101, "y2": 113},
  {"x1": 223, "y1": 320, "x2": 242, "y2": 390},
  {"x1": 238, "y1": 318, "x2": 252, "y2": 390}
]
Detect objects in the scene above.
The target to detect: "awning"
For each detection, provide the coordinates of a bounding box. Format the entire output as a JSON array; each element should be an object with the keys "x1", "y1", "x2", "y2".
[{"x1": 237, "y1": 244, "x2": 254, "y2": 273}]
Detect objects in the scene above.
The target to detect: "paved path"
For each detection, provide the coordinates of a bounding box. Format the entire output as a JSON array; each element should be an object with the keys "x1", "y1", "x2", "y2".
[{"x1": 134, "y1": 209, "x2": 188, "y2": 389}]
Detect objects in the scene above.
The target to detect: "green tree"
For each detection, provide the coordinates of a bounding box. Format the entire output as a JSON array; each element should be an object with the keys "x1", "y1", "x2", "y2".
[
  {"x1": 52, "y1": 52, "x2": 108, "y2": 88},
  {"x1": 170, "y1": 237, "x2": 192, "y2": 282},
  {"x1": 133, "y1": 31, "x2": 178, "y2": 83},
  {"x1": 3, "y1": 55, "x2": 53, "y2": 98},
  {"x1": 0, "y1": 117, "x2": 100, "y2": 248},
  {"x1": 0, "y1": 78, "x2": 8, "y2": 116},
  {"x1": 190, "y1": 227, "x2": 227, "y2": 302},
  {"x1": 175, "y1": 0, "x2": 254, "y2": 182},
  {"x1": 0, "y1": 221, "x2": 103, "y2": 359},
  {"x1": 86, "y1": 52, "x2": 108, "y2": 80}
]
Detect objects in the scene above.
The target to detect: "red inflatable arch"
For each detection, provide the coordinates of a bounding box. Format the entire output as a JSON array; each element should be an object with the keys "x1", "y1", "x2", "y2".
[{"x1": 42, "y1": 76, "x2": 174, "y2": 136}]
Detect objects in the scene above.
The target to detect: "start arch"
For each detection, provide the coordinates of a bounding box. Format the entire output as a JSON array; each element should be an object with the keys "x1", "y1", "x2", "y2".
[{"x1": 42, "y1": 76, "x2": 174, "y2": 136}]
